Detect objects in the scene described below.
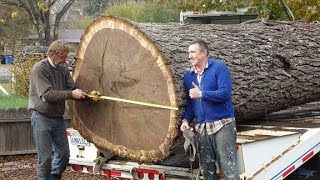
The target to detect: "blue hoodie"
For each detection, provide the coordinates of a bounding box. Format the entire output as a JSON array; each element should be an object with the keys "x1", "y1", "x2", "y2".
[{"x1": 183, "y1": 58, "x2": 235, "y2": 123}]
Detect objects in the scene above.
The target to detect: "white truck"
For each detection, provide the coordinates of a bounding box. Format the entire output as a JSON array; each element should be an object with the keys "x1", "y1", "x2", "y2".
[{"x1": 67, "y1": 103, "x2": 320, "y2": 180}]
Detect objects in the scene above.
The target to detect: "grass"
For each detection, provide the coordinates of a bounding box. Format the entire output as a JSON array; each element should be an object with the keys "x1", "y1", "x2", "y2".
[
  {"x1": 0, "y1": 64, "x2": 28, "y2": 109},
  {"x1": 0, "y1": 94, "x2": 28, "y2": 109},
  {"x1": 0, "y1": 90, "x2": 28, "y2": 110},
  {"x1": 0, "y1": 81, "x2": 27, "y2": 109}
]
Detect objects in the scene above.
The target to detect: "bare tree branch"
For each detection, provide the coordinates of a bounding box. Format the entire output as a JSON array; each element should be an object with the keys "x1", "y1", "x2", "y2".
[
  {"x1": 1, "y1": 0, "x2": 75, "y2": 45},
  {"x1": 53, "y1": 0, "x2": 75, "y2": 40},
  {"x1": 279, "y1": 0, "x2": 295, "y2": 21},
  {"x1": 49, "y1": 0, "x2": 58, "y2": 8}
]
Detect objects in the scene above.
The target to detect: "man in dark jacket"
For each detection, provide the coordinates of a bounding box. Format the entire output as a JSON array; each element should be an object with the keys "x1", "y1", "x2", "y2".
[
  {"x1": 180, "y1": 39, "x2": 238, "y2": 180},
  {"x1": 29, "y1": 40, "x2": 87, "y2": 180}
]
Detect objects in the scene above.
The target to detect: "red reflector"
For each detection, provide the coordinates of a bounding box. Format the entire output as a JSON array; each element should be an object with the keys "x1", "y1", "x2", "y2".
[
  {"x1": 102, "y1": 170, "x2": 109, "y2": 176},
  {"x1": 102, "y1": 170, "x2": 122, "y2": 177},
  {"x1": 159, "y1": 174, "x2": 165, "y2": 180},
  {"x1": 138, "y1": 172, "x2": 144, "y2": 179},
  {"x1": 87, "y1": 166, "x2": 93, "y2": 173},
  {"x1": 282, "y1": 166, "x2": 295, "y2": 177},
  {"x1": 302, "y1": 151, "x2": 314, "y2": 162},
  {"x1": 148, "y1": 173, "x2": 155, "y2": 180},
  {"x1": 71, "y1": 165, "x2": 83, "y2": 171},
  {"x1": 110, "y1": 170, "x2": 121, "y2": 177},
  {"x1": 135, "y1": 168, "x2": 160, "y2": 175}
]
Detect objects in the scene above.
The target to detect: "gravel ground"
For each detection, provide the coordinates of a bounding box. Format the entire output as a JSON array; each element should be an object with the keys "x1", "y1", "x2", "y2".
[{"x1": 0, "y1": 154, "x2": 106, "y2": 180}]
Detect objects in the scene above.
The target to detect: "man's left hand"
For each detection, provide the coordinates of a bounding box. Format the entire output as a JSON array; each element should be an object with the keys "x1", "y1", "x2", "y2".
[{"x1": 189, "y1": 82, "x2": 202, "y2": 99}]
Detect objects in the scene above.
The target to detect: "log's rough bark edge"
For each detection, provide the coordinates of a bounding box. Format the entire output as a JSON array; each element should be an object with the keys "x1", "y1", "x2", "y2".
[
  {"x1": 70, "y1": 16, "x2": 320, "y2": 162},
  {"x1": 70, "y1": 16, "x2": 179, "y2": 162},
  {"x1": 134, "y1": 19, "x2": 320, "y2": 121}
]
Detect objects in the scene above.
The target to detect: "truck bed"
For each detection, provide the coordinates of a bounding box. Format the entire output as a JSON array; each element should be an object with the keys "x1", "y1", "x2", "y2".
[
  {"x1": 68, "y1": 102, "x2": 320, "y2": 180},
  {"x1": 236, "y1": 102, "x2": 320, "y2": 180}
]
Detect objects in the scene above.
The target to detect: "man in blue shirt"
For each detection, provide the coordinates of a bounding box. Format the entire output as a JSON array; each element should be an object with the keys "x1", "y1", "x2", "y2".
[{"x1": 180, "y1": 39, "x2": 238, "y2": 179}]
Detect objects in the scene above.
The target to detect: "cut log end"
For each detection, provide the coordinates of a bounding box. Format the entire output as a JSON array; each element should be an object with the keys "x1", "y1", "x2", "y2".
[
  {"x1": 70, "y1": 16, "x2": 178, "y2": 162},
  {"x1": 70, "y1": 16, "x2": 320, "y2": 163}
]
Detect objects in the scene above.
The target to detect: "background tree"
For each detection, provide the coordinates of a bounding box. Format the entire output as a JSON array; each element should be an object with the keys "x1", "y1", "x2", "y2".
[
  {"x1": 158, "y1": 0, "x2": 249, "y2": 12},
  {"x1": 72, "y1": 15, "x2": 94, "y2": 29},
  {"x1": 0, "y1": 0, "x2": 76, "y2": 46},
  {"x1": 251, "y1": 0, "x2": 320, "y2": 22},
  {"x1": 84, "y1": 0, "x2": 112, "y2": 16},
  {"x1": 105, "y1": 1, "x2": 178, "y2": 22},
  {"x1": 0, "y1": 4, "x2": 32, "y2": 54},
  {"x1": 160, "y1": 0, "x2": 320, "y2": 22}
]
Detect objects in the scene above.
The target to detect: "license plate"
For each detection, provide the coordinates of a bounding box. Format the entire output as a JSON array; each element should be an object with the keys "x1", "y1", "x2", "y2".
[{"x1": 70, "y1": 135, "x2": 91, "y2": 147}]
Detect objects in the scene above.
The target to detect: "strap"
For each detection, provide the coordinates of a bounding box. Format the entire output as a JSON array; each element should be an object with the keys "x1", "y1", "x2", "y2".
[
  {"x1": 183, "y1": 128, "x2": 202, "y2": 179},
  {"x1": 183, "y1": 128, "x2": 197, "y2": 161}
]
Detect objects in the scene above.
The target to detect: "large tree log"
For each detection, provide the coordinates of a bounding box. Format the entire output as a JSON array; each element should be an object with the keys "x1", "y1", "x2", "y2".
[{"x1": 69, "y1": 16, "x2": 320, "y2": 163}]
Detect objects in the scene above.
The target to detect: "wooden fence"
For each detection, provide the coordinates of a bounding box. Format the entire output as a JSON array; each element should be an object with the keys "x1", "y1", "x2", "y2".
[{"x1": 0, "y1": 109, "x2": 70, "y2": 155}]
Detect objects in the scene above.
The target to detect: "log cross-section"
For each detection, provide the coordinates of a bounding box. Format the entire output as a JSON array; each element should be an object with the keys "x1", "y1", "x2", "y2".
[
  {"x1": 69, "y1": 16, "x2": 320, "y2": 163},
  {"x1": 70, "y1": 16, "x2": 178, "y2": 162}
]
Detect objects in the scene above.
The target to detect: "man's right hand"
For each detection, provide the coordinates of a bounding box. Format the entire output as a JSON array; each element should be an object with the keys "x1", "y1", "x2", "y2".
[
  {"x1": 71, "y1": 89, "x2": 87, "y2": 100},
  {"x1": 180, "y1": 120, "x2": 190, "y2": 132}
]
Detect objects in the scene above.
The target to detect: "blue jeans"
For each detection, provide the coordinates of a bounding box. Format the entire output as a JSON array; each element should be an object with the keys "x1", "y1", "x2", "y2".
[
  {"x1": 198, "y1": 121, "x2": 238, "y2": 180},
  {"x1": 31, "y1": 111, "x2": 70, "y2": 180}
]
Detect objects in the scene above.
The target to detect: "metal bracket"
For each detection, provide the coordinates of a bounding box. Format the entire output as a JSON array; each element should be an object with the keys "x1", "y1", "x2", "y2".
[{"x1": 93, "y1": 150, "x2": 114, "y2": 174}]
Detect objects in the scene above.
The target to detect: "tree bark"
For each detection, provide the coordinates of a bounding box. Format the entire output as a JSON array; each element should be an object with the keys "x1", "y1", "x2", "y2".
[{"x1": 69, "y1": 16, "x2": 320, "y2": 163}]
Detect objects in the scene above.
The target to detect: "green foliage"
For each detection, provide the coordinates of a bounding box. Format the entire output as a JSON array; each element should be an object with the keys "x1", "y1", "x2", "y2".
[
  {"x1": 105, "y1": 1, "x2": 178, "y2": 22},
  {"x1": 250, "y1": 0, "x2": 320, "y2": 22},
  {"x1": 140, "y1": 2, "x2": 178, "y2": 22},
  {"x1": 161, "y1": 0, "x2": 320, "y2": 22},
  {"x1": 1, "y1": 0, "x2": 76, "y2": 46},
  {"x1": 11, "y1": 55, "x2": 42, "y2": 97},
  {"x1": 163, "y1": 0, "x2": 249, "y2": 12},
  {"x1": 0, "y1": 94, "x2": 28, "y2": 109},
  {"x1": 37, "y1": 2, "x2": 49, "y2": 12},
  {"x1": 105, "y1": 2, "x2": 144, "y2": 22},
  {"x1": 0, "y1": 5, "x2": 33, "y2": 52},
  {"x1": 73, "y1": 16, "x2": 94, "y2": 29}
]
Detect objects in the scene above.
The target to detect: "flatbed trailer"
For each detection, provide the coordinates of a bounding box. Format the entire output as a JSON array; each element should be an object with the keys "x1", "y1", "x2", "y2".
[{"x1": 67, "y1": 115, "x2": 320, "y2": 180}]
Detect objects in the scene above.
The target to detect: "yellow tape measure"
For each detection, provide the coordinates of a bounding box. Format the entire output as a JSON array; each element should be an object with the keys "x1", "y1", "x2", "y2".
[{"x1": 87, "y1": 94, "x2": 178, "y2": 110}]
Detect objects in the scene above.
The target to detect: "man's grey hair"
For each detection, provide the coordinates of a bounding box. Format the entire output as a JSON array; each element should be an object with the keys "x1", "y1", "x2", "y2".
[{"x1": 47, "y1": 40, "x2": 69, "y2": 57}]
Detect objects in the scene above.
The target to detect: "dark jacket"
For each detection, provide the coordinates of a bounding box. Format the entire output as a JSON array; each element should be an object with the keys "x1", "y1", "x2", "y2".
[{"x1": 28, "y1": 59, "x2": 74, "y2": 117}]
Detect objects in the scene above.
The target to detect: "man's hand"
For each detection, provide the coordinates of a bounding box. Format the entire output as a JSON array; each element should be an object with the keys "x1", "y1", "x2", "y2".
[
  {"x1": 72, "y1": 89, "x2": 87, "y2": 100},
  {"x1": 189, "y1": 82, "x2": 202, "y2": 99},
  {"x1": 180, "y1": 120, "x2": 190, "y2": 132}
]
